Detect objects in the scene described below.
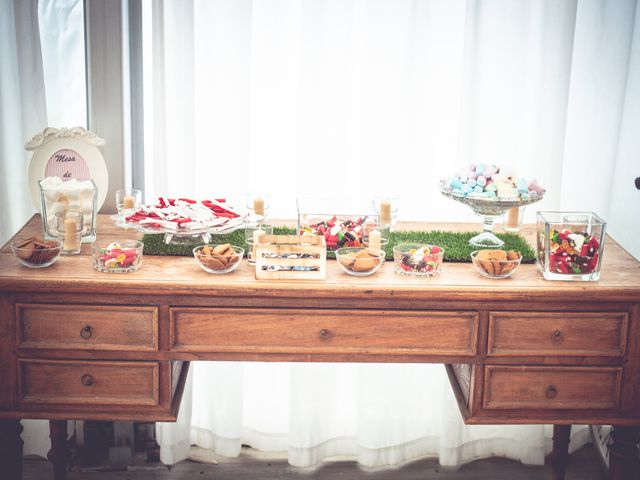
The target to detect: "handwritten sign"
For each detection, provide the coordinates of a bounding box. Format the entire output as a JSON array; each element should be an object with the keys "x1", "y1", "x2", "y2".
[{"x1": 44, "y1": 148, "x2": 91, "y2": 181}]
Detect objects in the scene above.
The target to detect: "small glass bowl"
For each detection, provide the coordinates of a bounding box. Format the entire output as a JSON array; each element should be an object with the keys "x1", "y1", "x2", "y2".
[
  {"x1": 335, "y1": 247, "x2": 385, "y2": 276},
  {"x1": 393, "y1": 243, "x2": 444, "y2": 276},
  {"x1": 193, "y1": 244, "x2": 244, "y2": 274},
  {"x1": 11, "y1": 239, "x2": 62, "y2": 268},
  {"x1": 93, "y1": 240, "x2": 143, "y2": 273},
  {"x1": 470, "y1": 249, "x2": 522, "y2": 279}
]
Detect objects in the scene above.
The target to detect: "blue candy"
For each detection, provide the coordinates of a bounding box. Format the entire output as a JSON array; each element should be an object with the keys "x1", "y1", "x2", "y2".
[{"x1": 450, "y1": 178, "x2": 463, "y2": 190}]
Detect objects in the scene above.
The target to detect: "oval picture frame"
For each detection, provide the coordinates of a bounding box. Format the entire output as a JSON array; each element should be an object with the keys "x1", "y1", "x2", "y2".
[{"x1": 25, "y1": 127, "x2": 109, "y2": 211}]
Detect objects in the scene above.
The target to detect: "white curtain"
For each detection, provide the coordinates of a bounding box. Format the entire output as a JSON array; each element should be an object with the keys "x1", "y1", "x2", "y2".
[
  {"x1": 0, "y1": 0, "x2": 45, "y2": 245},
  {"x1": 149, "y1": 0, "x2": 640, "y2": 469},
  {"x1": 0, "y1": 0, "x2": 86, "y2": 458}
]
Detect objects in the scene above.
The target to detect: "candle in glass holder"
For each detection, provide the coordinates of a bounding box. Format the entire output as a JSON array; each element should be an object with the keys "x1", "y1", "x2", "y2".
[
  {"x1": 253, "y1": 197, "x2": 265, "y2": 216},
  {"x1": 368, "y1": 229, "x2": 381, "y2": 252},
  {"x1": 123, "y1": 195, "x2": 136, "y2": 209},
  {"x1": 252, "y1": 227, "x2": 265, "y2": 260},
  {"x1": 379, "y1": 200, "x2": 392, "y2": 226},
  {"x1": 504, "y1": 207, "x2": 524, "y2": 232},
  {"x1": 64, "y1": 217, "x2": 80, "y2": 251}
]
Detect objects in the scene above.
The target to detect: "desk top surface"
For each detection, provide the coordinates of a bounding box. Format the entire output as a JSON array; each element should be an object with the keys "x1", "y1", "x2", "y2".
[{"x1": 1, "y1": 214, "x2": 639, "y2": 302}]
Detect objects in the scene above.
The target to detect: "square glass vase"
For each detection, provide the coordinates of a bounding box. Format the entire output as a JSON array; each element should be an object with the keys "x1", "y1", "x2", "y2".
[
  {"x1": 39, "y1": 179, "x2": 98, "y2": 243},
  {"x1": 536, "y1": 211, "x2": 606, "y2": 281}
]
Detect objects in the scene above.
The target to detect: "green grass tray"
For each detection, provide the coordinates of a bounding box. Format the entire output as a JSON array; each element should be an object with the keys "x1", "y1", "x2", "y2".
[{"x1": 143, "y1": 227, "x2": 535, "y2": 263}]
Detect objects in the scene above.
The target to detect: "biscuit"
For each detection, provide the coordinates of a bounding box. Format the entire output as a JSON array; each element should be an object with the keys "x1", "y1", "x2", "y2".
[
  {"x1": 202, "y1": 256, "x2": 226, "y2": 270},
  {"x1": 352, "y1": 257, "x2": 378, "y2": 272},
  {"x1": 212, "y1": 254, "x2": 229, "y2": 266},
  {"x1": 213, "y1": 244, "x2": 231, "y2": 255},
  {"x1": 507, "y1": 250, "x2": 521, "y2": 261},
  {"x1": 338, "y1": 252, "x2": 356, "y2": 268}
]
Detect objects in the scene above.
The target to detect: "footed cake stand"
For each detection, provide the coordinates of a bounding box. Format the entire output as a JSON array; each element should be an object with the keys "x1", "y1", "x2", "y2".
[
  {"x1": 440, "y1": 181, "x2": 544, "y2": 248},
  {"x1": 112, "y1": 213, "x2": 246, "y2": 245}
]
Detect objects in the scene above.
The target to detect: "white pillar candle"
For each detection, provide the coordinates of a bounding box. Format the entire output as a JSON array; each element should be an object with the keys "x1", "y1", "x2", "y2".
[
  {"x1": 379, "y1": 200, "x2": 392, "y2": 226},
  {"x1": 506, "y1": 207, "x2": 520, "y2": 228},
  {"x1": 368, "y1": 229, "x2": 381, "y2": 252},
  {"x1": 253, "y1": 197, "x2": 265, "y2": 216},
  {"x1": 252, "y1": 228, "x2": 265, "y2": 261},
  {"x1": 123, "y1": 195, "x2": 136, "y2": 209},
  {"x1": 64, "y1": 217, "x2": 79, "y2": 251}
]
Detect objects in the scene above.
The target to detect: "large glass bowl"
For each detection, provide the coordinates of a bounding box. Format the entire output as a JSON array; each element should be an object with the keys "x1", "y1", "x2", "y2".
[
  {"x1": 335, "y1": 247, "x2": 385, "y2": 276},
  {"x1": 439, "y1": 180, "x2": 544, "y2": 247},
  {"x1": 193, "y1": 244, "x2": 244, "y2": 274},
  {"x1": 93, "y1": 240, "x2": 144, "y2": 273},
  {"x1": 11, "y1": 239, "x2": 62, "y2": 268}
]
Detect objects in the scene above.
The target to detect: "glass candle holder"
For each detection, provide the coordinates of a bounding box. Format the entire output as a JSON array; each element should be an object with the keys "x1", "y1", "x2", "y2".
[
  {"x1": 373, "y1": 195, "x2": 399, "y2": 227},
  {"x1": 502, "y1": 207, "x2": 525, "y2": 232},
  {"x1": 244, "y1": 223, "x2": 273, "y2": 264},
  {"x1": 55, "y1": 210, "x2": 83, "y2": 255},
  {"x1": 536, "y1": 211, "x2": 606, "y2": 281},
  {"x1": 116, "y1": 188, "x2": 142, "y2": 214},
  {"x1": 361, "y1": 225, "x2": 390, "y2": 254},
  {"x1": 39, "y1": 179, "x2": 97, "y2": 243},
  {"x1": 245, "y1": 193, "x2": 271, "y2": 219}
]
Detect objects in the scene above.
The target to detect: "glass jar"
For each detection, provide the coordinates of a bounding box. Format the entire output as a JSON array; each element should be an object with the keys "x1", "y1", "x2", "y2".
[
  {"x1": 39, "y1": 179, "x2": 97, "y2": 243},
  {"x1": 536, "y1": 211, "x2": 606, "y2": 281}
]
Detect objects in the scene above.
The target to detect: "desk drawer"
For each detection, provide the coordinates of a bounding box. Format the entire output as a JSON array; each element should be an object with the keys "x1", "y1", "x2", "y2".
[
  {"x1": 19, "y1": 359, "x2": 159, "y2": 406},
  {"x1": 483, "y1": 366, "x2": 622, "y2": 410},
  {"x1": 488, "y1": 312, "x2": 628, "y2": 357},
  {"x1": 16, "y1": 304, "x2": 158, "y2": 351},
  {"x1": 170, "y1": 308, "x2": 479, "y2": 356}
]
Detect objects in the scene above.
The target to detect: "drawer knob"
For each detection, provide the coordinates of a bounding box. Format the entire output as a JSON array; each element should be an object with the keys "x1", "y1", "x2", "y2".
[
  {"x1": 546, "y1": 385, "x2": 558, "y2": 399},
  {"x1": 551, "y1": 330, "x2": 563, "y2": 342},
  {"x1": 319, "y1": 329, "x2": 331, "y2": 340},
  {"x1": 81, "y1": 374, "x2": 94, "y2": 387},
  {"x1": 80, "y1": 325, "x2": 93, "y2": 340}
]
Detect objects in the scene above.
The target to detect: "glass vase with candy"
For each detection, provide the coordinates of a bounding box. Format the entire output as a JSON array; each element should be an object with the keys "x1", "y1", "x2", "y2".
[{"x1": 536, "y1": 211, "x2": 606, "y2": 281}]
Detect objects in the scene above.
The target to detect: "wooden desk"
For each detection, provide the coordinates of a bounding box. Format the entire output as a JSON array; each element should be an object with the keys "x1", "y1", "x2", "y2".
[{"x1": 1, "y1": 215, "x2": 639, "y2": 479}]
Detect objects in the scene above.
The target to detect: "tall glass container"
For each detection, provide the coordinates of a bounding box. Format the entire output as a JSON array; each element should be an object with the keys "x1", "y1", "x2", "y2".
[
  {"x1": 536, "y1": 211, "x2": 606, "y2": 281},
  {"x1": 39, "y1": 179, "x2": 97, "y2": 243}
]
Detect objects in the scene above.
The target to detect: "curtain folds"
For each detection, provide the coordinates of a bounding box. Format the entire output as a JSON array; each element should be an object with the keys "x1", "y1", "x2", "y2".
[
  {"x1": 149, "y1": 0, "x2": 640, "y2": 469},
  {"x1": 0, "y1": 0, "x2": 46, "y2": 245}
]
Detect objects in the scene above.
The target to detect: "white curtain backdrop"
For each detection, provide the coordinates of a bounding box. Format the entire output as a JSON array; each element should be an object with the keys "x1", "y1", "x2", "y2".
[
  {"x1": 1, "y1": 0, "x2": 86, "y2": 457},
  {"x1": 0, "y1": 0, "x2": 45, "y2": 245},
  {"x1": 147, "y1": 0, "x2": 640, "y2": 470}
]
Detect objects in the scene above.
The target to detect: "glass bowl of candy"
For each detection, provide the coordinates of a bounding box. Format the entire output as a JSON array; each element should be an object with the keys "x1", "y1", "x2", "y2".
[
  {"x1": 470, "y1": 249, "x2": 522, "y2": 279},
  {"x1": 536, "y1": 211, "x2": 606, "y2": 281},
  {"x1": 335, "y1": 247, "x2": 385, "y2": 276},
  {"x1": 93, "y1": 241, "x2": 143, "y2": 273},
  {"x1": 393, "y1": 243, "x2": 444, "y2": 276},
  {"x1": 11, "y1": 238, "x2": 62, "y2": 268},
  {"x1": 193, "y1": 244, "x2": 244, "y2": 274}
]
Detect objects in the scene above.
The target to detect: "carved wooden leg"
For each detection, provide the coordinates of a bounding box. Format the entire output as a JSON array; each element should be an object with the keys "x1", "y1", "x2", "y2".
[
  {"x1": 0, "y1": 419, "x2": 23, "y2": 480},
  {"x1": 548, "y1": 424, "x2": 571, "y2": 480},
  {"x1": 608, "y1": 426, "x2": 640, "y2": 480},
  {"x1": 47, "y1": 420, "x2": 71, "y2": 480}
]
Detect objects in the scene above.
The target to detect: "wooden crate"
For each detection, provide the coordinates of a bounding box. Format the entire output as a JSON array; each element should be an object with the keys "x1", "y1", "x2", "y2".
[{"x1": 255, "y1": 235, "x2": 326, "y2": 280}]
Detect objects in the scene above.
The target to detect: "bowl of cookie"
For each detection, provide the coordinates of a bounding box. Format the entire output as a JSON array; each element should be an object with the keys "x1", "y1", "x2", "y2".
[
  {"x1": 335, "y1": 247, "x2": 385, "y2": 276},
  {"x1": 470, "y1": 249, "x2": 522, "y2": 279},
  {"x1": 193, "y1": 243, "x2": 244, "y2": 274},
  {"x1": 11, "y1": 237, "x2": 62, "y2": 268}
]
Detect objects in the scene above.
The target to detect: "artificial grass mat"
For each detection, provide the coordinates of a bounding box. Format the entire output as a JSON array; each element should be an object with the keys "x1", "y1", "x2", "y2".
[{"x1": 143, "y1": 227, "x2": 535, "y2": 263}]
